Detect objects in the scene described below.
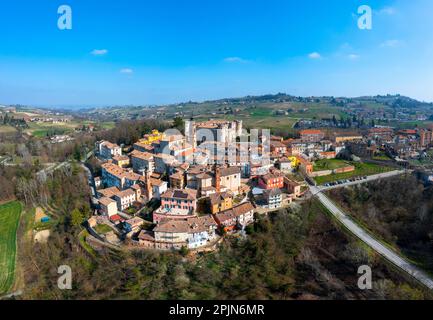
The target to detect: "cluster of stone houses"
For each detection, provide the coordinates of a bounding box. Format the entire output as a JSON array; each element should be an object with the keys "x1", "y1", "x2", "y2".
[
  {"x1": 95, "y1": 122, "x2": 394, "y2": 251},
  {"x1": 97, "y1": 185, "x2": 141, "y2": 222},
  {"x1": 93, "y1": 125, "x2": 259, "y2": 250},
  {"x1": 343, "y1": 126, "x2": 433, "y2": 161},
  {"x1": 293, "y1": 126, "x2": 433, "y2": 165},
  {"x1": 87, "y1": 119, "x2": 433, "y2": 252}
]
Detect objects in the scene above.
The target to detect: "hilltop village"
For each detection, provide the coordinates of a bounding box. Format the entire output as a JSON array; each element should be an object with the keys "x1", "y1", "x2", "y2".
[{"x1": 87, "y1": 119, "x2": 433, "y2": 252}]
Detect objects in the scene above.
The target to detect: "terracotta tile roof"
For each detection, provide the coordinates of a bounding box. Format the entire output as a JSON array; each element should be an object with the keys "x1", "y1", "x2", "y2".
[
  {"x1": 263, "y1": 188, "x2": 282, "y2": 198},
  {"x1": 187, "y1": 165, "x2": 208, "y2": 175},
  {"x1": 133, "y1": 142, "x2": 154, "y2": 151},
  {"x1": 369, "y1": 127, "x2": 394, "y2": 133},
  {"x1": 98, "y1": 187, "x2": 121, "y2": 198},
  {"x1": 170, "y1": 172, "x2": 184, "y2": 180},
  {"x1": 179, "y1": 163, "x2": 190, "y2": 171},
  {"x1": 151, "y1": 172, "x2": 163, "y2": 179},
  {"x1": 261, "y1": 171, "x2": 283, "y2": 181},
  {"x1": 125, "y1": 217, "x2": 144, "y2": 227},
  {"x1": 209, "y1": 192, "x2": 233, "y2": 205},
  {"x1": 130, "y1": 150, "x2": 154, "y2": 160},
  {"x1": 196, "y1": 173, "x2": 213, "y2": 180},
  {"x1": 270, "y1": 141, "x2": 287, "y2": 148},
  {"x1": 161, "y1": 134, "x2": 185, "y2": 142},
  {"x1": 102, "y1": 163, "x2": 127, "y2": 179},
  {"x1": 300, "y1": 129, "x2": 324, "y2": 135},
  {"x1": 110, "y1": 214, "x2": 123, "y2": 222},
  {"x1": 220, "y1": 166, "x2": 241, "y2": 177},
  {"x1": 154, "y1": 153, "x2": 177, "y2": 164},
  {"x1": 124, "y1": 172, "x2": 141, "y2": 181},
  {"x1": 138, "y1": 230, "x2": 155, "y2": 241},
  {"x1": 154, "y1": 215, "x2": 217, "y2": 234},
  {"x1": 161, "y1": 188, "x2": 197, "y2": 200},
  {"x1": 215, "y1": 202, "x2": 255, "y2": 222},
  {"x1": 131, "y1": 184, "x2": 141, "y2": 190},
  {"x1": 99, "y1": 197, "x2": 116, "y2": 206},
  {"x1": 150, "y1": 178, "x2": 166, "y2": 187},
  {"x1": 101, "y1": 141, "x2": 121, "y2": 149},
  {"x1": 114, "y1": 189, "x2": 135, "y2": 199},
  {"x1": 113, "y1": 155, "x2": 129, "y2": 162}
]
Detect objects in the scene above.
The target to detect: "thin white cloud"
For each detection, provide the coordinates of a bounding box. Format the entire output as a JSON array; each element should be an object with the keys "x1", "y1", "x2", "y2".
[
  {"x1": 308, "y1": 52, "x2": 322, "y2": 59},
  {"x1": 348, "y1": 54, "x2": 360, "y2": 60},
  {"x1": 377, "y1": 7, "x2": 397, "y2": 15},
  {"x1": 91, "y1": 49, "x2": 108, "y2": 56},
  {"x1": 120, "y1": 68, "x2": 133, "y2": 74},
  {"x1": 380, "y1": 39, "x2": 404, "y2": 48},
  {"x1": 223, "y1": 57, "x2": 250, "y2": 63}
]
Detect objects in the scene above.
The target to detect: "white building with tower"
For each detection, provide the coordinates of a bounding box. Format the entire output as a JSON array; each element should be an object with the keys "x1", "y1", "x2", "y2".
[{"x1": 185, "y1": 119, "x2": 243, "y2": 147}]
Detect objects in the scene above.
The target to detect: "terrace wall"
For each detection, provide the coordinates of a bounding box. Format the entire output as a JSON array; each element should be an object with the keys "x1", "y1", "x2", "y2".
[{"x1": 309, "y1": 165, "x2": 355, "y2": 177}]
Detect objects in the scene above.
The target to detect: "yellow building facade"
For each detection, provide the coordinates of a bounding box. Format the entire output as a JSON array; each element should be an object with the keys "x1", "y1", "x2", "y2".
[{"x1": 139, "y1": 129, "x2": 164, "y2": 145}]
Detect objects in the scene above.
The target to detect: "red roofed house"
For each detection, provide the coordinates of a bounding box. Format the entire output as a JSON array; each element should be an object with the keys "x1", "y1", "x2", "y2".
[
  {"x1": 319, "y1": 151, "x2": 337, "y2": 159},
  {"x1": 258, "y1": 170, "x2": 284, "y2": 190},
  {"x1": 299, "y1": 130, "x2": 325, "y2": 143},
  {"x1": 368, "y1": 127, "x2": 394, "y2": 141},
  {"x1": 109, "y1": 214, "x2": 123, "y2": 224},
  {"x1": 398, "y1": 129, "x2": 417, "y2": 136},
  {"x1": 139, "y1": 215, "x2": 218, "y2": 250},
  {"x1": 297, "y1": 156, "x2": 313, "y2": 175},
  {"x1": 214, "y1": 202, "x2": 255, "y2": 232},
  {"x1": 270, "y1": 141, "x2": 288, "y2": 155},
  {"x1": 284, "y1": 178, "x2": 302, "y2": 198},
  {"x1": 153, "y1": 188, "x2": 198, "y2": 223}
]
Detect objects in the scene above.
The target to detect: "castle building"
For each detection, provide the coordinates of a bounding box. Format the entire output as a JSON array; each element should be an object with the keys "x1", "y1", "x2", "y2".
[{"x1": 185, "y1": 119, "x2": 243, "y2": 148}]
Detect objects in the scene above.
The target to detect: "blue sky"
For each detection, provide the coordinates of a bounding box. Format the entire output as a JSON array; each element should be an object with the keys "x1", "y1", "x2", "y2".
[{"x1": 0, "y1": 0, "x2": 433, "y2": 107}]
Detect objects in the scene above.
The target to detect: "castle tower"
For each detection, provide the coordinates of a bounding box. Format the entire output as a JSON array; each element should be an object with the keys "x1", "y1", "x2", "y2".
[
  {"x1": 185, "y1": 119, "x2": 197, "y2": 149},
  {"x1": 236, "y1": 120, "x2": 243, "y2": 137},
  {"x1": 215, "y1": 165, "x2": 221, "y2": 193},
  {"x1": 145, "y1": 169, "x2": 153, "y2": 200}
]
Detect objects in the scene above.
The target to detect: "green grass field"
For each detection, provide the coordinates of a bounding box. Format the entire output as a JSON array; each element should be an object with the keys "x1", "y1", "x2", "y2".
[
  {"x1": 94, "y1": 224, "x2": 112, "y2": 235},
  {"x1": 0, "y1": 201, "x2": 22, "y2": 295},
  {"x1": 23, "y1": 120, "x2": 116, "y2": 138},
  {"x1": 0, "y1": 125, "x2": 17, "y2": 134},
  {"x1": 314, "y1": 162, "x2": 394, "y2": 185},
  {"x1": 313, "y1": 159, "x2": 351, "y2": 172},
  {"x1": 24, "y1": 122, "x2": 74, "y2": 137},
  {"x1": 372, "y1": 153, "x2": 393, "y2": 161}
]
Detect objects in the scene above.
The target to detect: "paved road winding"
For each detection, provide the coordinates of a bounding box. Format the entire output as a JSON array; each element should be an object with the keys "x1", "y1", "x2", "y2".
[
  {"x1": 311, "y1": 185, "x2": 433, "y2": 290},
  {"x1": 317, "y1": 169, "x2": 408, "y2": 192}
]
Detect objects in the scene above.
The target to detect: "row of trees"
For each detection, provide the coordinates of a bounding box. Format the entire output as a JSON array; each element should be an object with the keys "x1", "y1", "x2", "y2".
[
  {"x1": 95, "y1": 119, "x2": 172, "y2": 146},
  {"x1": 0, "y1": 113, "x2": 28, "y2": 128}
]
